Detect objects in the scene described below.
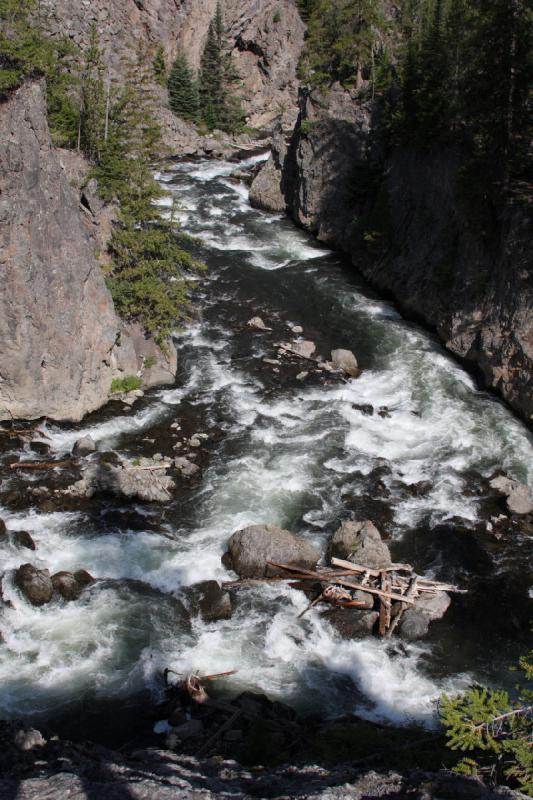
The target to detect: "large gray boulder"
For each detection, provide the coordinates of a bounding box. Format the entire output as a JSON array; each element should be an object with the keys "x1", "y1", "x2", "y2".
[
  {"x1": 14, "y1": 564, "x2": 53, "y2": 606},
  {"x1": 66, "y1": 455, "x2": 175, "y2": 504},
  {"x1": 399, "y1": 592, "x2": 451, "y2": 640},
  {"x1": 489, "y1": 476, "x2": 533, "y2": 515},
  {"x1": 330, "y1": 349, "x2": 360, "y2": 378},
  {"x1": 222, "y1": 524, "x2": 320, "y2": 578},
  {"x1": 329, "y1": 520, "x2": 391, "y2": 567}
]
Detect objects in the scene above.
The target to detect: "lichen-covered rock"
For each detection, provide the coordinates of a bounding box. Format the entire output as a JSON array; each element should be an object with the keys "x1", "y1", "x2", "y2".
[
  {"x1": 329, "y1": 520, "x2": 391, "y2": 567},
  {"x1": 14, "y1": 564, "x2": 53, "y2": 606},
  {"x1": 222, "y1": 523, "x2": 320, "y2": 578}
]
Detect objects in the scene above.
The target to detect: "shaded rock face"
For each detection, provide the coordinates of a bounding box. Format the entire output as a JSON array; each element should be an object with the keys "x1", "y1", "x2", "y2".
[
  {"x1": 222, "y1": 523, "x2": 320, "y2": 578},
  {"x1": 0, "y1": 82, "x2": 119, "y2": 422},
  {"x1": 41, "y1": 0, "x2": 305, "y2": 132},
  {"x1": 249, "y1": 132, "x2": 288, "y2": 211},
  {"x1": 280, "y1": 86, "x2": 533, "y2": 425}
]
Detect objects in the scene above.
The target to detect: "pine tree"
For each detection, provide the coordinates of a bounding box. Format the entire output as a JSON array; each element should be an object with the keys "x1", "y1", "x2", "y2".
[
  {"x1": 153, "y1": 45, "x2": 167, "y2": 86},
  {"x1": 440, "y1": 651, "x2": 533, "y2": 796},
  {"x1": 198, "y1": 2, "x2": 244, "y2": 132},
  {"x1": 167, "y1": 50, "x2": 199, "y2": 122},
  {"x1": 78, "y1": 24, "x2": 106, "y2": 161}
]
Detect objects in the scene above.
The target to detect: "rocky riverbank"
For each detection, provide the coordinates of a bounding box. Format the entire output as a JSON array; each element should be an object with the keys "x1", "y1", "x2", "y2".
[{"x1": 250, "y1": 86, "x2": 533, "y2": 427}]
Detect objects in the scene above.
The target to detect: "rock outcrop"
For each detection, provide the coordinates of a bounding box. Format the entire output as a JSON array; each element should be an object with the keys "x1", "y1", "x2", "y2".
[
  {"x1": 258, "y1": 85, "x2": 533, "y2": 425},
  {"x1": 0, "y1": 82, "x2": 120, "y2": 422},
  {"x1": 329, "y1": 520, "x2": 391, "y2": 567},
  {"x1": 222, "y1": 523, "x2": 320, "y2": 578},
  {"x1": 0, "y1": 81, "x2": 177, "y2": 422},
  {"x1": 41, "y1": 0, "x2": 306, "y2": 134}
]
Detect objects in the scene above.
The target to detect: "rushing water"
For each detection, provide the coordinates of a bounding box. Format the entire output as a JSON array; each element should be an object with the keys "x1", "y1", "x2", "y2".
[{"x1": 1, "y1": 154, "x2": 532, "y2": 743}]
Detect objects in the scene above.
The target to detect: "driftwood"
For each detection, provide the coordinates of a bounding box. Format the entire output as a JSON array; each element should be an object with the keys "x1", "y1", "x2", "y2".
[
  {"x1": 331, "y1": 557, "x2": 413, "y2": 576},
  {"x1": 267, "y1": 562, "x2": 417, "y2": 605},
  {"x1": 9, "y1": 460, "x2": 72, "y2": 470},
  {"x1": 386, "y1": 577, "x2": 419, "y2": 638},
  {"x1": 378, "y1": 572, "x2": 392, "y2": 637}
]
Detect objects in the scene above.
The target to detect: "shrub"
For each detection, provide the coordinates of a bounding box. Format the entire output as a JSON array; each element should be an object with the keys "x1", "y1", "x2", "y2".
[{"x1": 110, "y1": 375, "x2": 143, "y2": 394}]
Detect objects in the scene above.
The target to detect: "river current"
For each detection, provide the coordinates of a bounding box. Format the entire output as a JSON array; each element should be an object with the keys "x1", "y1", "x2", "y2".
[{"x1": 1, "y1": 154, "x2": 532, "y2": 744}]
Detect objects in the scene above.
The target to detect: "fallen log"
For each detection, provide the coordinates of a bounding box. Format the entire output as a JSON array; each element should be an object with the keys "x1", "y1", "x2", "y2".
[
  {"x1": 9, "y1": 460, "x2": 72, "y2": 470},
  {"x1": 331, "y1": 557, "x2": 413, "y2": 576},
  {"x1": 330, "y1": 558, "x2": 466, "y2": 593}
]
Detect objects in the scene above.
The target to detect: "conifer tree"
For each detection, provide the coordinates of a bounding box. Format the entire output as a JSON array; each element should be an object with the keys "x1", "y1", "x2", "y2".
[
  {"x1": 167, "y1": 50, "x2": 199, "y2": 122},
  {"x1": 153, "y1": 45, "x2": 167, "y2": 85},
  {"x1": 78, "y1": 24, "x2": 106, "y2": 161},
  {"x1": 198, "y1": 2, "x2": 244, "y2": 132}
]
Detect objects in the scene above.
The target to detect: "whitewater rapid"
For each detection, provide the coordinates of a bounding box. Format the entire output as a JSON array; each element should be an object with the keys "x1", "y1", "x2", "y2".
[{"x1": 1, "y1": 153, "x2": 532, "y2": 736}]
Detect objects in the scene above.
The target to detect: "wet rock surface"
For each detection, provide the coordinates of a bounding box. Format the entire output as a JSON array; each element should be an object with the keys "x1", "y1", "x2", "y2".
[
  {"x1": 329, "y1": 520, "x2": 391, "y2": 567},
  {"x1": 222, "y1": 524, "x2": 320, "y2": 578},
  {"x1": 14, "y1": 564, "x2": 54, "y2": 606}
]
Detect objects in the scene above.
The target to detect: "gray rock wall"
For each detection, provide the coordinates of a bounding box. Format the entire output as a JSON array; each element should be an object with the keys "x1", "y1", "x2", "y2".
[
  {"x1": 0, "y1": 81, "x2": 177, "y2": 422},
  {"x1": 40, "y1": 0, "x2": 305, "y2": 132},
  {"x1": 0, "y1": 81, "x2": 121, "y2": 422},
  {"x1": 271, "y1": 86, "x2": 533, "y2": 425}
]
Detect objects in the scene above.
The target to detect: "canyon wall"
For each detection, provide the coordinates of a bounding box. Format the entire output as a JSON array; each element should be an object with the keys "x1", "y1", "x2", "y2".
[
  {"x1": 253, "y1": 86, "x2": 533, "y2": 424},
  {"x1": 0, "y1": 81, "x2": 175, "y2": 422},
  {"x1": 40, "y1": 0, "x2": 305, "y2": 131}
]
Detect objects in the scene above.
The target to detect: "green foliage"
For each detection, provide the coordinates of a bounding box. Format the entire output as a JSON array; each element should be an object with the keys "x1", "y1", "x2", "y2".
[
  {"x1": 297, "y1": 0, "x2": 318, "y2": 21},
  {"x1": 111, "y1": 375, "x2": 143, "y2": 394},
  {"x1": 440, "y1": 652, "x2": 533, "y2": 795},
  {"x1": 273, "y1": 9, "x2": 281, "y2": 23},
  {"x1": 143, "y1": 355, "x2": 157, "y2": 369},
  {"x1": 153, "y1": 45, "x2": 167, "y2": 85},
  {"x1": 0, "y1": 0, "x2": 79, "y2": 146},
  {"x1": 298, "y1": 0, "x2": 387, "y2": 89},
  {"x1": 167, "y1": 50, "x2": 199, "y2": 122},
  {"x1": 198, "y1": 1, "x2": 245, "y2": 132}
]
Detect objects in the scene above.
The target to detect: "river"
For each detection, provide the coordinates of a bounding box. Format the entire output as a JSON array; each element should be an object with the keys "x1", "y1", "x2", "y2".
[{"x1": 1, "y1": 154, "x2": 532, "y2": 745}]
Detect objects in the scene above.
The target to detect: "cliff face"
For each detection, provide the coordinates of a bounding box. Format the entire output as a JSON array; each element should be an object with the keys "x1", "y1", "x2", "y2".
[
  {"x1": 255, "y1": 86, "x2": 533, "y2": 424},
  {"x1": 0, "y1": 81, "x2": 176, "y2": 422},
  {"x1": 40, "y1": 0, "x2": 305, "y2": 131}
]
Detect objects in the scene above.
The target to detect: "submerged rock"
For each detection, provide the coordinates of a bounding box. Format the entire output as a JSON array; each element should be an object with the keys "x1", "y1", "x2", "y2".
[
  {"x1": 330, "y1": 348, "x2": 360, "y2": 377},
  {"x1": 323, "y1": 608, "x2": 379, "y2": 638},
  {"x1": 72, "y1": 435, "x2": 96, "y2": 456},
  {"x1": 222, "y1": 524, "x2": 320, "y2": 578},
  {"x1": 13, "y1": 531, "x2": 36, "y2": 551},
  {"x1": 189, "y1": 580, "x2": 232, "y2": 623},
  {"x1": 14, "y1": 564, "x2": 53, "y2": 606},
  {"x1": 329, "y1": 520, "x2": 391, "y2": 567}
]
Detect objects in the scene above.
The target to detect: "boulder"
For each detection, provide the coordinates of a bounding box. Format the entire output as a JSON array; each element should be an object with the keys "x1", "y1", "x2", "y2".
[
  {"x1": 281, "y1": 340, "x2": 316, "y2": 359},
  {"x1": 247, "y1": 316, "x2": 270, "y2": 331},
  {"x1": 73, "y1": 569, "x2": 95, "y2": 588},
  {"x1": 13, "y1": 728, "x2": 46, "y2": 751},
  {"x1": 14, "y1": 564, "x2": 53, "y2": 606},
  {"x1": 51, "y1": 571, "x2": 82, "y2": 601},
  {"x1": 0, "y1": 519, "x2": 6, "y2": 537},
  {"x1": 488, "y1": 476, "x2": 533, "y2": 515},
  {"x1": 398, "y1": 592, "x2": 451, "y2": 640},
  {"x1": 29, "y1": 441, "x2": 50, "y2": 455},
  {"x1": 174, "y1": 457, "x2": 200, "y2": 478},
  {"x1": 331, "y1": 349, "x2": 360, "y2": 378},
  {"x1": 13, "y1": 531, "x2": 36, "y2": 551},
  {"x1": 222, "y1": 524, "x2": 320, "y2": 578},
  {"x1": 323, "y1": 608, "x2": 379, "y2": 638},
  {"x1": 329, "y1": 520, "x2": 391, "y2": 568},
  {"x1": 67, "y1": 455, "x2": 175, "y2": 503},
  {"x1": 398, "y1": 609, "x2": 431, "y2": 640},
  {"x1": 191, "y1": 580, "x2": 232, "y2": 623},
  {"x1": 72, "y1": 435, "x2": 96, "y2": 456}
]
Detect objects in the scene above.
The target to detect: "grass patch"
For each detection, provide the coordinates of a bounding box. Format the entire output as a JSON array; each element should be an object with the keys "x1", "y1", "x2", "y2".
[{"x1": 110, "y1": 375, "x2": 143, "y2": 394}]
